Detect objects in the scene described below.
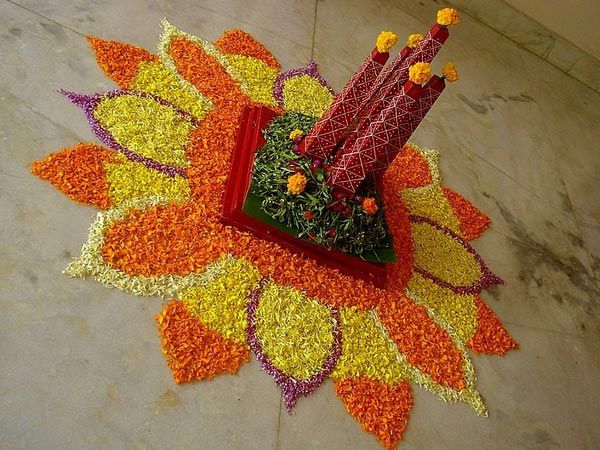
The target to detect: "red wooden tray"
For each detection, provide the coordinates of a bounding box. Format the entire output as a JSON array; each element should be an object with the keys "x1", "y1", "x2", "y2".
[{"x1": 221, "y1": 106, "x2": 388, "y2": 288}]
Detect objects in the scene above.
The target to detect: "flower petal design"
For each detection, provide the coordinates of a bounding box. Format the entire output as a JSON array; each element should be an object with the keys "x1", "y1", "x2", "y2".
[
  {"x1": 274, "y1": 61, "x2": 335, "y2": 117},
  {"x1": 442, "y1": 187, "x2": 491, "y2": 240},
  {"x1": 104, "y1": 158, "x2": 191, "y2": 205},
  {"x1": 247, "y1": 280, "x2": 342, "y2": 411},
  {"x1": 87, "y1": 36, "x2": 158, "y2": 88},
  {"x1": 157, "y1": 300, "x2": 250, "y2": 383},
  {"x1": 214, "y1": 29, "x2": 280, "y2": 70},
  {"x1": 128, "y1": 60, "x2": 213, "y2": 121},
  {"x1": 332, "y1": 308, "x2": 412, "y2": 384},
  {"x1": 31, "y1": 142, "x2": 118, "y2": 209},
  {"x1": 334, "y1": 378, "x2": 413, "y2": 450},
  {"x1": 222, "y1": 54, "x2": 280, "y2": 107},
  {"x1": 62, "y1": 89, "x2": 197, "y2": 176},
  {"x1": 407, "y1": 273, "x2": 478, "y2": 343},
  {"x1": 179, "y1": 258, "x2": 261, "y2": 344},
  {"x1": 376, "y1": 294, "x2": 466, "y2": 390},
  {"x1": 467, "y1": 296, "x2": 518, "y2": 355},
  {"x1": 410, "y1": 215, "x2": 503, "y2": 294},
  {"x1": 64, "y1": 196, "x2": 231, "y2": 297},
  {"x1": 159, "y1": 20, "x2": 251, "y2": 107},
  {"x1": 383, "y1": 142, "x2": 433, "y2": 189}
]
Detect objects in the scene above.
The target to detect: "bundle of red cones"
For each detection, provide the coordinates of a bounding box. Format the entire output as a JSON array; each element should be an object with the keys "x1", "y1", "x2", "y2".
[{"x1": 299, "y1": 8, "x2": 461, "y2": 195}]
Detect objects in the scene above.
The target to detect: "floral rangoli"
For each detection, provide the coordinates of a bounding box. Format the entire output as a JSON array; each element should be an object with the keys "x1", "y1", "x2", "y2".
[{"x1": 31, "y1": 14, "x2": 518, "y2": 449}]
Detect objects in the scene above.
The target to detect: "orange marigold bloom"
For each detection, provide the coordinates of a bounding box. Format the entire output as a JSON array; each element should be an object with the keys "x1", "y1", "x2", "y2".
[
  {"x1": 408, "y1": 62, "x2": 431, "y2": 85},
  {"x1": 362, "y1": 197, "x2": 379, "y2": 215},
  {"x1": 406, "y1": 33, "x2": 424, "y2": 49},
  {"x1": 442, "y1": 61, "x2": 459, "y2": 82},
  {"x1": 287, "y1": 173, "x2": 307, "y2": 194},
  {"x1": 436, "y1": 7, "x2": 460, "y2": 26}
]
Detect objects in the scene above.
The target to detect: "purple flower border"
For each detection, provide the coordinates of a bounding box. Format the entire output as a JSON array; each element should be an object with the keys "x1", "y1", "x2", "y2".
[
  {"x1": 60, "y1": 89, "x2": 200, "y2": 178},
  {"x1": 410, "y1": 214, "x2": 504, "y2": 294},
  {"x1": 272, "y1": 60, "x2": 336, "y2": 107},
  {"x1": 246, "y1": 278, "x2": 342, "y2": 413}
]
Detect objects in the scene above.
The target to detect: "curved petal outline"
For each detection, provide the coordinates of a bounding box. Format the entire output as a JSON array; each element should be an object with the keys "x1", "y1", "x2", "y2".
[
  {"x1": 272, "y1": 60, "x2": 335, "y2": 105},
  {"x1": 64, "y1": 195, "x2": 231, "y2": 297},
  {"x1": 60, "y1": 89, "x2": 200, "y2": 178},
  {"x1": 246, "y1": 278, "x2": 342, "y2": 412},
  {"x1": 410, "y1": 214, "x2": 503, "y2": 294}
]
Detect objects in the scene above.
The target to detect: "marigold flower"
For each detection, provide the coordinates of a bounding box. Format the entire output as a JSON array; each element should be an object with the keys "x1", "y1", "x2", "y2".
[
  {"x1": 289, "y1": 128, "x2": 304, "y2": 140},
  {"x1": 442, "y1": 61, "x2": 459, "y2": 82},
  {"x1": 406, "y1": 33, "x2": 424, "y2": 49},
  {"x1": 437, "y1": 7, "x2": 460, "y2": 26},
  {"x1": 287, "y1": 173, "x2": 307, "y2": 194},
  {"x1": 408, "y1": 62, "x2": 432, "y2": 85},
  {"x1": 376, "y1": 31, "x2": 398, "y2": 53},
  {"x1": 362, "y1": 197, "x2": 379, "y2": 215}
]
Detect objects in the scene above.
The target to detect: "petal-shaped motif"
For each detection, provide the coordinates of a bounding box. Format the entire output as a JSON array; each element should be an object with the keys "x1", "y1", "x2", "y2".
[
  {"x1": 159, "y1": 20, "x2": 250, "y2": 107},
  {"x1": 62, "y1": 89, "x2": 198, "y2": 176},
  {"x1": 31, "y1": 142, "x2": 118, "y2": 209},
  {"x1": 332, "y1": 308, "x2": 412, "y2": 384},
  {"x1": 334, "y1": 378, "x2": 412, "y2": 450},
  {"x1": 246, "y1": 280, "x2": 342, "y2": 411},
  {"x1": 64, "y1": 196, "x2": 231, "y2": 297},
  {"x1": 180, "y1": 258, "x2": 260, "y2": 344},
  {"x1": 467, "y1": 296, "x2": 519, "y2": 355},
  {"x1": 376, "y1": 294, "x2": 466, "y2": 390},
  {"x1": 157, "y1": 300, "x2": 250, "y2": 383},
  {"x1": 105, "y1": 158, "x2": 191, "y2": 205},
  {"x1": 410, "y1": 215, "x2": 503, "y2": 294},
  {"x1": 214, "y1": 29, "x2": 280, "y2": 70},
  {"x1": 273, "y1": 61, "x2": 335, "y2": 117},
  {"x1": 407, "y1": 273, "x2": 478, "y2": 342},
  {"x1": 223, "y1": 55, "x2": 280, "y2": 106},
  {"x1": 442, "y1": 187, "x2": 491, "y2": 240},
  {"x1": 129, "y1": 60, "x2": 213, "y2": 121},
  {"x1": 87, "y1": 36, "x2": 158, "y2": 88}
]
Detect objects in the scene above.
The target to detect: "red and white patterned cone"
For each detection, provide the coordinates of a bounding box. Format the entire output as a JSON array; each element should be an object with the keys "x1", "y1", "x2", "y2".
[
  {"x1": 301, "y1": 48, "x2": 391, "y2": 161},
  {"x1": 337, "y1": 24, "x2": 449, "y2": 160},
  {"x1": 329, "y1": 76, "x2": 446, "y2": 194}
]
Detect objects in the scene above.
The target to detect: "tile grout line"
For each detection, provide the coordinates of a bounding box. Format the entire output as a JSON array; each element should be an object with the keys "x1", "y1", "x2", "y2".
[
  {"x1": 274, "y1": 395, "x2": 283, "y2": 450},
  {"x1": 310, "y1": 0, "x2": 319, "y2": 59},
  {"x1": 5, "y1": 0, "x2": 86, "y2": 37}
]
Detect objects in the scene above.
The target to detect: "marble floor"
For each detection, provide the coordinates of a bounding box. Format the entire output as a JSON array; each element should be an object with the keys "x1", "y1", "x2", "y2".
[{"x1": 1, "y1": 1, "x2": 599, "y2": 449}]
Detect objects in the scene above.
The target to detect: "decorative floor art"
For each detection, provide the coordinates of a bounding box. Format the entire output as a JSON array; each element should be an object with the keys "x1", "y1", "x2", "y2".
[{"x1": 32, "y1": 8, "x2": 518, "y2": 449}]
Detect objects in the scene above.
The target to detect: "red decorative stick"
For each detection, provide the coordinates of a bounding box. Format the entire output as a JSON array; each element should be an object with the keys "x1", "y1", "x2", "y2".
[
  {"x1": 301, "y1": 32, "x2": 399, "y2": 161},
  {"x1": 337, "y1": 24, "x2": 449, "y2": 159},
  {"x1": 329, "y1": 75, "x2": 446, "y2": 194}
]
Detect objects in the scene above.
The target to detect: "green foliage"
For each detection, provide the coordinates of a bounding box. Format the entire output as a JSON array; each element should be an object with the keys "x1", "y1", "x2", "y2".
[{"x1": 250, "y1": 112, "x2": 392, "y2": 257}]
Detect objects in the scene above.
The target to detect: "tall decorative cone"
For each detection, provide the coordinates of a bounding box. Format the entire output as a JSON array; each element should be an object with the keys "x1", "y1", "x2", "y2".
[
  {"x1": 329, "y1": 75, "x2": 446, "y2": 194},
  {"x1": 301, "y1": 32, "x2": 399, "y2": 161},
  {"x1": 338, "y1": 24, "x2": 449, "y2": 159}
]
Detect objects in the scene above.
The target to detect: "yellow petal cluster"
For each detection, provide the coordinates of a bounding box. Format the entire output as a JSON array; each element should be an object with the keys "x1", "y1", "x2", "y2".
[
  {"x1": 442, "y1": 61, "x2": 459, "y2": 82},
  {"x1": 287, "y1": 173, "x2": 307, "y2": 194},
  {"x1": 408, "y1": 62, "x2": 432, "y2": 85},
  {"x1": 406, "y1": 33, "x2": 424, "y2": 49},
  {"x1": 436, "y1": 7, "x2": 460, "y2": 26},
  {"x1": 376, "y1": 31, "x2": 398, "y2": 53},
  {"x1": 289, "y1": 128, "x2": 305, "y2": 140}
]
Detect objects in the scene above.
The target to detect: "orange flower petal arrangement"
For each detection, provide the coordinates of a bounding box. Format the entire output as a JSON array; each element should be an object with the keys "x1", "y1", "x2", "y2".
[{"x1": 32, "y1": 8, "x2": 518, "y2": 449}]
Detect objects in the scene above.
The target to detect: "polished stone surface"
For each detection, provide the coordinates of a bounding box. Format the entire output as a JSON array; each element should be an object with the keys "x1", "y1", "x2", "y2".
[{"x1": 1, "y1": 0, "x2": 599, "y2": 449}]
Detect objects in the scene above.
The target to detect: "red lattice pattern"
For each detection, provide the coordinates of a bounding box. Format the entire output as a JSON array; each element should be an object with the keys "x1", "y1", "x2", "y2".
[
  {"x1": 329, "y1": 77, "x2": 445, "y2": 194},
  {"x1": 302, "y1": 49, "x2": 388, "y2": 161}
]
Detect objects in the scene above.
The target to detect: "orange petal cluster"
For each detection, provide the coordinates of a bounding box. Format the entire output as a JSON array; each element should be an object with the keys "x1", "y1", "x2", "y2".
[
  {"x1": 334, "y1": 378, "x2": 412, "y2": 450},
  {"x1": 377, "y1": 295, "x2": 466, "y2": 389},
  {"x1": 156, "y1": 300, "x2": 250, "y2": 383},
  {"x1": 467, "y1": 296, "x2": 518, "y2": 355},
  {"x1": 383, "y1": 143, "x2": 432, "y2": 189},
  {"x1": 442, "y1": 187, "x2": 491, "y2": 240},
  {"x1": 214, "y1": 29, "x2": 280, "y2": 70},
  {"x1": 31, "y1": 142, "x2": 117, "y2": 209},
  {"x1": 87, "y1": 36, "x2": 157, "y2": 88}
]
